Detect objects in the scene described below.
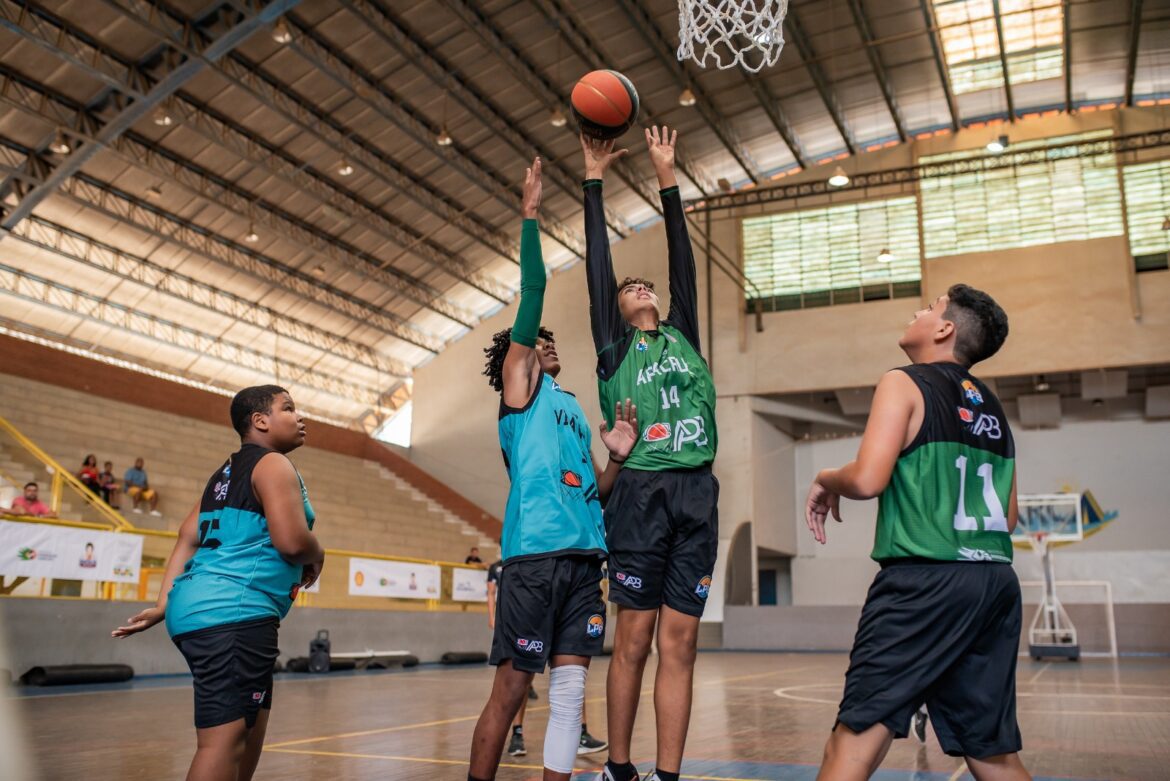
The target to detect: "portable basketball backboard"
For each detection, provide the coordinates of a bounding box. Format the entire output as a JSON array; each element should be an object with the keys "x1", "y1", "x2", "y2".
[{"x1": 1013, "y1": 492, "x2": 1083, "y2": 548}]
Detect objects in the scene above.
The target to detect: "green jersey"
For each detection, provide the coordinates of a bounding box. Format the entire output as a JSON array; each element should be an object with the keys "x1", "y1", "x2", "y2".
[
  {"x1": 584, "y1": 181, "x2": 717, "y2": 471},
  {"x1": 873, "y1": 363, "x2": 1015, "y2": 563}
]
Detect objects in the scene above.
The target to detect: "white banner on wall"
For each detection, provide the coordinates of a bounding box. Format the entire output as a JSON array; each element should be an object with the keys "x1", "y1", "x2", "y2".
[
  {"x1": 0, "y1": 520, "x2": 143, "y2": 583},
  {"x1": 348, "y1": 557, "x2": 440, "y2": 600},
  {"x1": 451, "y1": 567, "x2": 488, "y2": 602}
]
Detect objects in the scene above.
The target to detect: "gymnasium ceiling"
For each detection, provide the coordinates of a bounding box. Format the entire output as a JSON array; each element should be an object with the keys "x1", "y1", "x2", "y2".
[{"x1": 0, "y1": 0, "x2": 1166, "y2": 428}]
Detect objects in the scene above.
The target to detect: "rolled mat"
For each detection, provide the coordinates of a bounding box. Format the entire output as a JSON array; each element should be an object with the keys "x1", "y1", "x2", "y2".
[
  {"x1": 22, "y1": 664, "x2": 134, "y2": 686},
  {"x1": 365, "y1": 654, "x2": 419, "y2": 669},
  {"x1": 284, "y1": 656, "x2": 359, "y2": 673},
  {"x1": 440, "y1": 651, "x2": 488, "y2": 665}
]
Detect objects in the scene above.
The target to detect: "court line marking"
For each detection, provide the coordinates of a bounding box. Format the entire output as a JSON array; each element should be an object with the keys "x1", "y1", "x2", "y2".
[
  {"x1": 1028, "y1": 663, "x2": 1051, "y2": 684},
  {"x1": 266, "y1": 747, "x2": 796, "y2": 781},
  {"x1": 947, "y1": 762, "x2": 968, "y2": 781}
]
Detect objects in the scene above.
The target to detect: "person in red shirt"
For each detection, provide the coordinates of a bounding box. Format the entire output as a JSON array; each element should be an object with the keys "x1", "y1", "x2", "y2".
[
  {"x1": 9, "y1": 482, "x2": 56, "y2": 518},
  {"x1": 78, "y1": 454, "x2": 101, "y2": 495}
]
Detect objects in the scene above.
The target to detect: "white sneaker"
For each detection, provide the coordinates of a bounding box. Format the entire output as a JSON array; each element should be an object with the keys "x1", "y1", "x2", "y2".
[
  {"x1": 133, "y1": 508, "x2": 143, "y2": 514},
  {"x1": 593, "y1": 767, "x2": 640, "y2": 781},
  {"x1": 150, "y1": 510, "x2": 162, "y2": 517}
]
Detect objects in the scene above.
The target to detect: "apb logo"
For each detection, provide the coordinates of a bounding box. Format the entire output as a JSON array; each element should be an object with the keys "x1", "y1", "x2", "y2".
[
  {"x1": 672, "y1": 416, "x2": 708, "y2": 452},
  {"x1": 615, "y1": 572, "x2": 643, "y2": 590},
  {"x1": 961, "y1": 380, "x2": 983, "y2": 405},
  {"x1": 586, "y1": 614, "x2": 604, "y2": 638},
  {"x1": 516, "y1": 638, "x2": 544, "y2": 653},
  {"x1": 695, "y1": 576, "x2": 712, "y2": 599},
  {"x1": 970, "y1": 414, "x2": 1002, "y2": 440}
]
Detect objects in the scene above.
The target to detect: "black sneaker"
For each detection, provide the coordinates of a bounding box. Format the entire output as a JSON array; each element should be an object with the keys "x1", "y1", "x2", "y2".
[
  {"x1": 507, "y1": 730, "x2": 527, "y2": 757},
  {"x1": 578, "y1": 726, "x2": 608, "y2": 755},
  {"x1": 912, "y1": 707, "x2": 928, "y2": 743},
  {"x1": 528, "y1": 685, "x2": 538, "y2": 701}
]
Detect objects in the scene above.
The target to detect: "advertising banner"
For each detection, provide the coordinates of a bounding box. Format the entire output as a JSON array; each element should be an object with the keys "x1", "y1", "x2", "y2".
[
  {"x1": 451, "y1": 566, "x2": 488, "y2": 602},
  {"x1": 348, "y1": 557, "x2": 440, "y2": 600},
  {"x1": 0, "y1": 520, "x2": 143, "y2": 583}
]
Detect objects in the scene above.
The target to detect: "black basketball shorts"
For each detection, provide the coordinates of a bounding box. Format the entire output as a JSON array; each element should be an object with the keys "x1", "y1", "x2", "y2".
[
  {"x1": 172, "y1": 617, "x2": 279, "y2": 729},
  {"x1": 604, "y1": 465, "x2": 719, "y2": 618},
  {"x1": 837, "y1": 560, "x2": 1023, "y2": 759},
  {"x1": 490, "y1": 555, "x2": 606, "y2": 674}
]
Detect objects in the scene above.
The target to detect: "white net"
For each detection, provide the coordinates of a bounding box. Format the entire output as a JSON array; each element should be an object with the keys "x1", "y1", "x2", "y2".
[{"x1": 677, "y1": 0, "x2": 789, "y2": 73}]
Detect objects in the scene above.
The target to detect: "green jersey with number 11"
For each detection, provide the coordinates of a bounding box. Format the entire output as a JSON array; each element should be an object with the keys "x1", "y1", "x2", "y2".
[
  {"x1": 873, "y1": 362, "x2": 1015, "y2": 563},
  {"x1": 584, "y1": 181, "x2": 717, "y2": 471}
]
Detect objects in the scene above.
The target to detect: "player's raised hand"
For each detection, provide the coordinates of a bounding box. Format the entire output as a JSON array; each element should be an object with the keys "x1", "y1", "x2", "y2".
[
  {"x1": 521, "y1": 156, "x2": 542, "y2": 219},
  {"x1": 805, "y1": 475, "x2": 843, "y2": 545},
  {"x1": 600, "y1": 399, "x2": 638, "y2": 463},
  {"x1": 111, "y1": 605, "x2": 164, "y2": 638},
  {"x1": 580, "y1": 134, "x2": 628, "y2": 180},
  {"x1": 646, "y1": 125, "x2": 678, "y2": 172}
]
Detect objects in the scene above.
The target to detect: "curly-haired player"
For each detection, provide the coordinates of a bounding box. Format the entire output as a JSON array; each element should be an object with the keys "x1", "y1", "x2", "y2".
[
  {"x1": 806, "y1": 285, "x2": 1031, "y2": 780},
  {"x1": 468, "y1": 158, "x2": 637, "y2": 781}
]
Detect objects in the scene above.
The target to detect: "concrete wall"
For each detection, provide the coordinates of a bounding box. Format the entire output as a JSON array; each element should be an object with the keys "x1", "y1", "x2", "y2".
[{"x1": 0, "y1": 598, "x2": 492, "y2": 677}]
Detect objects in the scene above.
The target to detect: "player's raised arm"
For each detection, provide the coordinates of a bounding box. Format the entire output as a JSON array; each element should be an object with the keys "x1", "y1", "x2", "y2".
[
  {"x1": 500, "y1": 158, "x2": 547, "y2": 408},
  {"x1": 647, "y1": 126, "x2": 701, "y2": 352},
  {"x1": 581, "y1": 134, "x2": 628, "y2": 358}
]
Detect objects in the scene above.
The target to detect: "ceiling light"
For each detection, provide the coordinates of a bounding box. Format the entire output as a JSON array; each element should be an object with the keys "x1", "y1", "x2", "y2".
[
  {"x1": 152, "y1": 105, "x2": 174, "y2": 127},
  {"x1": 548, "y1": 107, "x2": 567, "y2": 128},
  {"x1": 272, "y1": 18, "x2": 292, "y2": 44},
  {"x1": 48, "y1": 130, "x2": 71, "y2": 155},
  {"x1": 678, "y1": 88, "x2": 697, "y2": 107},
  {"x1": 877, "y1": 248, "x2": 894, "y2": 263},
  {"x1": 146, "y1": 184, "x2": 163, "y2": 199},
  {"x1": 827, "y1": 165, "x2": 849, "y2": 188},
  {"x1": 337, "y1": 160, "x2": 354, "y2": 176},
  {"x1": 986, "y1": 134, "x2": 1008, "y2": 154},
  {"x1": 435, "y1": 126, "x2": 453, "y2": 146},
  {"x1": 244, "y1": 223, "x2": 259, "y2": 243}
]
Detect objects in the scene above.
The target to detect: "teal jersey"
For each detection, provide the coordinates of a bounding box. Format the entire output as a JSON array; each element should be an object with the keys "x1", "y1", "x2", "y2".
[
  {"x1": 498, "y1": 373, "x2": 606, "y2": 563},
  {"x1": 166, "y1": 444, "x2": 316, "y2": 636}
]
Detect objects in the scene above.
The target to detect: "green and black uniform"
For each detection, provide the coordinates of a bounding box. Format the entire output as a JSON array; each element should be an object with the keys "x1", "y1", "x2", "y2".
[
  {"x1": 583, "y1": 179, "x2": 718, "y2": 617},
  {"x1": 837, "y1": 362, "x2": 1023, "y2": 759}
]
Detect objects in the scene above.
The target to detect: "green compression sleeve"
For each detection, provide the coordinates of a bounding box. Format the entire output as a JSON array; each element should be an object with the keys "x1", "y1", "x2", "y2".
[{"x1": 511, "y1": 219, "x2": 546, "y2": 347}]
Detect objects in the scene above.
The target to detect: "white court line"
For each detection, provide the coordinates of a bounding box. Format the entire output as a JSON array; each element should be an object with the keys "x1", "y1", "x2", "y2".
[
  {"x1": 1028, "y1": 663, "x2": 1051, "y2": 684},
  {"x1": 947, "y1": 762, "x2": 968, "y2": 781}
]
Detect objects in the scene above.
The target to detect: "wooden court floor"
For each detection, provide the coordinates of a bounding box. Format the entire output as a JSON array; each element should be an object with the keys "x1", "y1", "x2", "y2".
[{"x1": 12, "y1": 652, "x2": 1169, "y2": 780}]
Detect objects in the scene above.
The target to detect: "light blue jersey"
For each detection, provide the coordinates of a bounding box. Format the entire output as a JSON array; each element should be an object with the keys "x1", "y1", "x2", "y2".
[
  {"x1": 498, "y1": 373, "x2": 606, "y2": 562},
  {"x1": 166, "y1": 444, "x2": 316, "y2": 637}
]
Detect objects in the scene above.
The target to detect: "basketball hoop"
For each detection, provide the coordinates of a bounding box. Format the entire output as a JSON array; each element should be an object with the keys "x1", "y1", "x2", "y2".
[
  {"x1": 1028, "y1": 531, "x2": 1049, "y2": 555},
  {"x1": 677, "y1": 0, "x2": 789, "y2": 73}
]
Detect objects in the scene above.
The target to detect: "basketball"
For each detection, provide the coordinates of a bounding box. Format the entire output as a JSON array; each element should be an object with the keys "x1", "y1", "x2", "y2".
[{"x1": 570, "y1": 69, "x2": 639, "y2": 140}]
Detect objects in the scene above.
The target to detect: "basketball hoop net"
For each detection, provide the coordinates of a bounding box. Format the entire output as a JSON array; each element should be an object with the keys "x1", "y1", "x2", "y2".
[{"x1": 677, "y1": 0, "x2": 789, "y2": 73}]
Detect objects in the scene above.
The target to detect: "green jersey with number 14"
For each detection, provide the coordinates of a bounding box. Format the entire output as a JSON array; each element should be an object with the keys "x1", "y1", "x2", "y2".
[{"x1": 873, "y1": 362, "x2": 1015, "y2": 563}]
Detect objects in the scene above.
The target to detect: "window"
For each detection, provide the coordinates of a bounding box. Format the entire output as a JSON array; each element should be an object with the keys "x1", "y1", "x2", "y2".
[
  {"x1": 920, "y1": 132, "x2": 1124, "y2": 259},
  {"x1": 374, "y1": 401, "x2": 412, "y2": 448},
  {"x1": 1122, "y1": 160, "x2": 1170, "y2": 271},
  {"x1": 743, "y1": 197, "x2": 921, "y2": 310},
  {"x1": 933, "y1": 0, "x2": 1063, "y2": 95}
]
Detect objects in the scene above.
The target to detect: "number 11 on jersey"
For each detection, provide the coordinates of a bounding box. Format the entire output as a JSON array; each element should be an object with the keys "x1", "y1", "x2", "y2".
[{"x1": 953, "y1": 455, "x2": 1009, "y2": 533}]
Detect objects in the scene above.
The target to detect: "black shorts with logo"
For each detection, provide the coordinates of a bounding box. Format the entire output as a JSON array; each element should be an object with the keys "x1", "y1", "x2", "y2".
[
  {"x1": 172, "y1": 617, "x2": 279, "y2": 729},
  {"x1": 490, "y1": 555, "x2": 606, "y2": 674},
  {"x1": 604, "y1": 465, "x2": 719, "y2": 618},
  {"x1": 837, "y1": 560, "x2": 1023, "y2": 759}
]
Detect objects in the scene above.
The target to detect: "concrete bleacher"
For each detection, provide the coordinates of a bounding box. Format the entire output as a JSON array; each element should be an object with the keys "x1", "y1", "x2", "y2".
[{"x1": 0, "y1": 373, "x2": 498, "y2": 566}]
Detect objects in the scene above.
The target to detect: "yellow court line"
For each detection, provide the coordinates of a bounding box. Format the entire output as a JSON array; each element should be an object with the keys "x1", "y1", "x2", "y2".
[
  {"x1": 267, "y1": 747, "x2": 784, "y2": 781},
  {"x1": 709, "y1": 665, "x2": 814, "y2": 685},
  {"x1": 947, "y1": 762, "x2": 969, "y2": 781}
]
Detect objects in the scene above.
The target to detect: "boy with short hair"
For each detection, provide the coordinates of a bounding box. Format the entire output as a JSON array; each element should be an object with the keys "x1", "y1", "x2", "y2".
[{"x1": 806, "y1": 285, "x2": 1031, "y2": 781}]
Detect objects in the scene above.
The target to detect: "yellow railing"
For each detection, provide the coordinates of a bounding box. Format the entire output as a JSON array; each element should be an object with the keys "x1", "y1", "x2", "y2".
[{"x1": 0, "y1": 414, "x2": 132, "y2": 531}]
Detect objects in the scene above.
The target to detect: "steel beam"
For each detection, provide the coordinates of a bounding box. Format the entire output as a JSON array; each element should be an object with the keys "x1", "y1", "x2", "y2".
[
  {"x1": 619, "y1": 0, "x2": 762, "y2": 183},
  {"x1": 342, "y1": 0, "x2": 633, "y2": 239},
  {"x1": 846, "y1": 0, "x2": 908, "y2": 142},
  {"x1": 1125, "y1": 0, "x2": 1144, "y2": 106},
  {"x1": 9, "y1": 215, "x2": 409, "y2": 378},
  {"x1": 918, "y1": 0, "x2": 960, "y2": 131},
  {"x1": 1063, "y1": 0, "x2": 1073, "y2": 112},
  {"x1": 0, "y1": 3, "x2": 513, "y2": 308},
  {"x1": 991, "y1": 0, "x2": 1016, "y2": 121},
  {"x1": 742, "y1": 77, "x2": 809, "y2": 169},
  {"x1": 0, "y1": 140, "x2": 443, "y2": 354},
  {"x1": 0, "y1": 0, "x2": 302, "y2": 234},
  {"x1": 784, "y1": 6, "x2": 858, "y2": 154},
  {"x1": 0, "y1": 262, "x2": 385, "y2": 407}
]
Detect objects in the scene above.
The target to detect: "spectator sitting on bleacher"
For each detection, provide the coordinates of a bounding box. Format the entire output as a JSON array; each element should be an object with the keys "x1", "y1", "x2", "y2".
[
  {"x1": 465, "y1": 546, "x2": 484, "y2": 566},
  {"x1": 124, "y1": 457, "x2": 161, "y2": 516},
  {"x1": 78, "y1": 454, "x2": 101, "y2": 495},
  {"x1": 10, "y1": 482, "x2": 56, "y2": 518},
  {"x1": 98, "y1": 461, "x2": 121, "y2": 509}
]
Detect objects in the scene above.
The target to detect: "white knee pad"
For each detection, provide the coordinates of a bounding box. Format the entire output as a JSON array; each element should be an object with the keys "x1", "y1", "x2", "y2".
[{"x1": 543, "y1": 664, "x2": 587, "y2": 773}]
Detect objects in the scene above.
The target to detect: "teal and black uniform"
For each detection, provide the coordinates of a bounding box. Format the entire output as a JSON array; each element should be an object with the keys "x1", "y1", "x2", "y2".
[
  {"x1": 490, "y1": 219, "x2": 607, "y2": 675},
  {"x1": 583, "y1": 180, "x2": 719, "y2": 617},
  {"x1": 168, "y1": 443, "x2": 315, "y2": 728},
  {"x1": 837, "y1": 363, "x2": 1023, "y2": 758}
]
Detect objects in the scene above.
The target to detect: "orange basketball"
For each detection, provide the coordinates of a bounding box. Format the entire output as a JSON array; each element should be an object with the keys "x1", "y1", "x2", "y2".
[{"x1": 570, "y1": 70, "x2": 640, "y2": 140}]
